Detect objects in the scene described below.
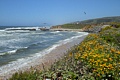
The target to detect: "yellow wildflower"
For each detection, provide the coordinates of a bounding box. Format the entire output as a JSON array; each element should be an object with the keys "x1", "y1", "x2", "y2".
[
  {"x1": 93, "y1": 69, "x2": 97, "y2": 72},
  {"x1": 103, "y1": 59, "x2": 108, "y2": 62},
  {"x1": 103, "y1": 63, "x2": 106, "y2": 67},
  {"x1": 108, "y1": 64, "x2": 113, "y2": 69},
  {"x1": 75, "y1": 53, "x2": 80, "y2": 59},
  {"x1": 117, "y1": 51, "x2": 120, "y2": 54},
  {"x1": 69, "y1": 52, "x2": 72, "y2": 57},
  {"x1": 93, "y1": 55, "x2": 97, "y2": 58},
  {"x1": 97, "y1": 60, "x2": 101, "y2": 63},
  {"x1": 111, "y1": 48, "x2": 116, "y2": 53},
  {"x1": 101, "y1": 71, "x2": 104, "y2": 75},
  {"x1": 108, "y1": 58, "x2": 112, "y2": 61},
  {"x1": 97, "y1": 74, "x2": 100, "y2": 77}
]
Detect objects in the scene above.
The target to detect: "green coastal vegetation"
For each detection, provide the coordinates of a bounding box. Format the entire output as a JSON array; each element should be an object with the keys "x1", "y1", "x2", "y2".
[
  {"x1": 51, "y1": 16, "x2": 120, "y2": 29},
  {"x1": 9, "y1": 17, "x2": 120, "y2": 80}
]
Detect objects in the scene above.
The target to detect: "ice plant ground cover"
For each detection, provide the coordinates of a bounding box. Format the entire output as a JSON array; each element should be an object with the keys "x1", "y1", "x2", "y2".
[{"x1": 9, "y1": 26, "x2": 120, "y2": 80}]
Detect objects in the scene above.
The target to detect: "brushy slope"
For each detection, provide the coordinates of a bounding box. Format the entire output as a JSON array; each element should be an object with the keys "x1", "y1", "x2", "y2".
[
  {"x1": 9, "y1": 27, "x2": 120, "y2": 80},
  {"x1": 75, "y1": 16, "x2": 120, "y2": 24}
]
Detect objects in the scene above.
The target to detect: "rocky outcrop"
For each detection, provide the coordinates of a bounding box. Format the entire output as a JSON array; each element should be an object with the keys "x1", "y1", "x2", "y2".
[
  {"x1": 39, "y1": 28, "x2": 49, "y2": 31},
  {"x1": 50, "y1": 25, "x2": 62, "y2": 29},
  {"x1": 6, "y1": 28, "x2": 36, "y2": 31},
  {"x1": 83, "y1": 26, "x2": 102, "y2": 33},
  {"x1": 83, "y1": 25, "x2": 111, "y2": 33}
]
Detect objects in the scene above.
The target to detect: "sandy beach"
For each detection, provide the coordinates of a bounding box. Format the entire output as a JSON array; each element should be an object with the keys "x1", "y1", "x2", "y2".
[{"x1": 0, "y1": 34, "x2": 88, "y2": 80}]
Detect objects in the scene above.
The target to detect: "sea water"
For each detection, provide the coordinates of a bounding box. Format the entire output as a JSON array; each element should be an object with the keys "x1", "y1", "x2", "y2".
[{"x1": 0, "y1": 26, "x2": 88, "y2": 75}]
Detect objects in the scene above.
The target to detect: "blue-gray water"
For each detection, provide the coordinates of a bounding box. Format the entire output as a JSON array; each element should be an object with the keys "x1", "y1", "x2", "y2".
[{"x1": 0, "y1": 26, "x2": 88, "y2": 74}]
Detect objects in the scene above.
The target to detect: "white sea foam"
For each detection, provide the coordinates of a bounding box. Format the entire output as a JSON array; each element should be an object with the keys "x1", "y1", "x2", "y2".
[
  {"x1": 0, "y1": 48, "x2": 28, "y2": 56},
  {"x1": 0, "y1": 42, "x2": 60, "y2": 76},
  {"x1": 5, "y1": 26, "x2": 41, "y2": 31},
  {"x1": 59, "y1": 32, "x2": 89, "y2": 44},
  {"x1": 0, "y1": 30, "x2": 5, "y2": 32},
  {"x1": 5, "y1": 27, "x2": 21, "y2": 30},
  {"x1": 0, "y1": 53, "x2": 7, "y2": 56},
  {"x1": 31, "y1": 32, "x2": 45, "y2": 35},
  {"x1": 50, "y1": 31, "x2": 60, "y2": 34},
  {"x1": 7, "y1": 50, "x2": 17, "y2": 54},
  {"x1": 0, "y1": 38, "x2": 28, "y2": 49},
  {"x1": 0, "y1": 32, "x2": 88, "y2": 77}
]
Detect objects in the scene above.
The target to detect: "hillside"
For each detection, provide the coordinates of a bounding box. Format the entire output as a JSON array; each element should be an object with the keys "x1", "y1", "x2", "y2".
[
  {"x1": 76, "y1": 16, "x2": 120, "y2": 24},
  {"x1": 51, "y1": 16, "x2": 120, "y2": 29}
]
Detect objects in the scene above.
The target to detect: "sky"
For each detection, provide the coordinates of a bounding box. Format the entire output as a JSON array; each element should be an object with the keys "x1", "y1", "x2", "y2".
[{"x1": 0, "y1": 0, "x2": 120, "y2": 26}]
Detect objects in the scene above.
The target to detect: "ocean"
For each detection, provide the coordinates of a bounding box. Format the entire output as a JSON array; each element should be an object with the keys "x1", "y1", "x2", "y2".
[{"x1": 0, "y1": 26, "x2": 88, "y2": 75}]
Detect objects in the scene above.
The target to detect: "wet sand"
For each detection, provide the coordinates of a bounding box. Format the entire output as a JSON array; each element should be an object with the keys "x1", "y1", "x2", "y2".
[{"x1": 0, "y1": 35, "x2": 88, "y2": 80}]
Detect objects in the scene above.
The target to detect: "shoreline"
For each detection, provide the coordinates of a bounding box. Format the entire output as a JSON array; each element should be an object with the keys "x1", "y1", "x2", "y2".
[{"x1": 0, "y1": 33, "x2": 88, "y2": 80}]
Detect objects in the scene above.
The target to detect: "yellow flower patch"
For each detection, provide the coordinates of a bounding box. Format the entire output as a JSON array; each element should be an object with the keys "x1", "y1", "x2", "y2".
[{"x1": 72, "y1": 34, "x2": 120, "y2": 77}]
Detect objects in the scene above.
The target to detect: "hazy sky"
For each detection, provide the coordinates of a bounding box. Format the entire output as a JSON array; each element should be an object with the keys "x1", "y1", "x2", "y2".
[{"x1": 0, "y1": 0, "x2": 120, "y2": 26}]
